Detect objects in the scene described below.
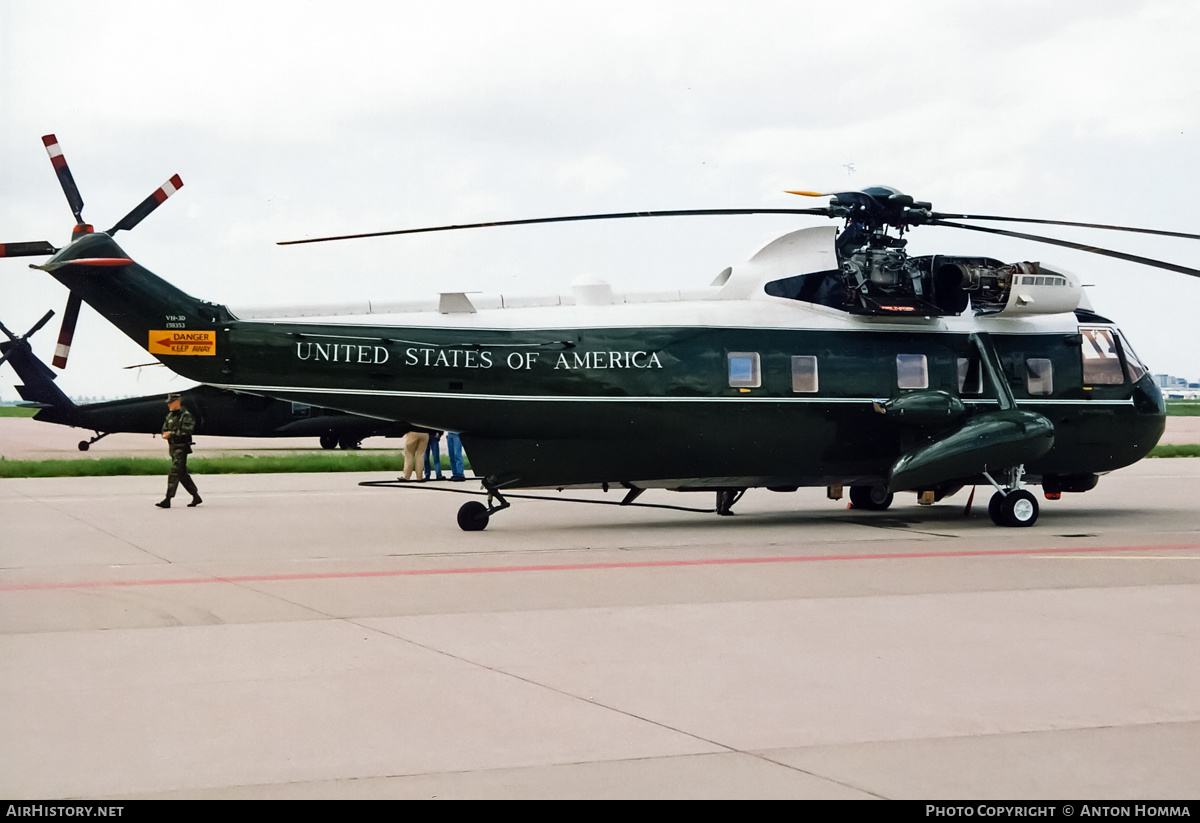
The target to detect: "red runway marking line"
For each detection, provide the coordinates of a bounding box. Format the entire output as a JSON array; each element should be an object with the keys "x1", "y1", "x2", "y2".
[{"x1": 2, "y1": 543, "x2": 1198, "y2": 593}]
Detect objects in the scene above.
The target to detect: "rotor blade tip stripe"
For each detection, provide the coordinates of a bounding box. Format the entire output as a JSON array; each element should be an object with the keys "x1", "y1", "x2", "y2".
[
  {"x1": 153, "y1": 176, "x2": 183, "y2": 203},
  {"x1": 42, "y1": 138, "x2": 65, "y2": 161}
]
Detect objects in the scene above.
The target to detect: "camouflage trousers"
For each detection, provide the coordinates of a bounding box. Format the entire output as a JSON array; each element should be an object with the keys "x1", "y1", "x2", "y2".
[{"x1": 166, "y1": 445, "x2": 199, "y2": 499}]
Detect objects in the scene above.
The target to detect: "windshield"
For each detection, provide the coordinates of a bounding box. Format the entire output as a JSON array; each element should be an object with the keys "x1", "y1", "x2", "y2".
[{"x1": 1117, "y1": 330, "x2": 1149, "y2": 383}]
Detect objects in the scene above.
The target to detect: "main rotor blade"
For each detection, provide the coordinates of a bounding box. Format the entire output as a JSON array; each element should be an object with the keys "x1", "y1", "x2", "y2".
[
  {"x1": 278, "y1": 208, "x2": 834, "y2": 246},
  {"x1": 930, "y1": 212, "x2": 1200, "y2": 241},
  {"x1": 42, "y1": 135, "x2": 85, "y2": 225},
  {"x1": 106, "y1": 175, "x2": 184, "y2": 235},
  {"x1": 930, "y1": 220, "x2": 1200, "y2": 278},
  {"x1": 0, "y1": 241, "x2": 57, "y2": 258},
  {"x1": 52, "y1": 293, "x2": 82, "y2": 369}
]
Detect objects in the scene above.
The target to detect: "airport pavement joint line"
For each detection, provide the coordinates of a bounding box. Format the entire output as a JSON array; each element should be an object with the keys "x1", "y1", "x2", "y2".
[
  {"x1": 4, "y1": 490, "x2": 172, "y2": 564},
  {"x1": 346, "y1": 617, "x2": 890, "y2": 799}
]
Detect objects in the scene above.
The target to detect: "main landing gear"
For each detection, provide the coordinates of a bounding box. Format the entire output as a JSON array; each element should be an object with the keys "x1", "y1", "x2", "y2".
[
  {"x1": 849, "y1": 484, "x2": 893, "y2": 511},
  {"x1": 319, "y1": 433, "x2": 363, "y2": 450},
  {"x1": 983, "y1": 466, "x2": 1039, "y2": 527}
]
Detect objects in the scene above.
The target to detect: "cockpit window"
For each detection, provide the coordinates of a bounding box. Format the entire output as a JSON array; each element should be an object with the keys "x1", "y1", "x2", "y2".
[
  {"x1": 1080, "y1": 327, "x2": 1125, "y2": 385},
  {"x1": 1117, "y1": 330, "x2": 1148, "y2": 383}
]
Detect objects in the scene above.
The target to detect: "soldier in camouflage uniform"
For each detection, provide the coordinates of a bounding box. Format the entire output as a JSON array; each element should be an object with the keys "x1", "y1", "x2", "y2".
[{"x1": 157, "y1": 394, "x2": 202, "y2": 508}]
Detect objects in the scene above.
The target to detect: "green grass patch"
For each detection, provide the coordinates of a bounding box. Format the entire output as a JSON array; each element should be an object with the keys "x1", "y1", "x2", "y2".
[
  {"x1": 0, "y1": 406, "x2": 38, "y2": 417},
  {"x1": 0, "y1": 452, "x2": 413, "y2": 479},
  {"x1": 1166, "y1": 400, "x2": 1200, "y2": 416},
  {"x1": 1150, "y1": 443, "x2": 1200, "y2": 458}
]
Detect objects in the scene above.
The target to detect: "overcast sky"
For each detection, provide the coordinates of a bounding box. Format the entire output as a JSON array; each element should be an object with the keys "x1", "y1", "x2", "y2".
[{"x1": 2, "y1": 0, "x2": 1198, "y2": 401}]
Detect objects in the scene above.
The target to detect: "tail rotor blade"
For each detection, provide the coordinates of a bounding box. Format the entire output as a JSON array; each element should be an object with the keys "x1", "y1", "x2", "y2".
[
  {"x1": 41, "y1": 134, "x2": 86, "y2": 225},
  {"x1": 26, "y1": 309, "x2": 56, "y2": 340},
  {"x1": 52, "y1": 293, "x2": 82, "y2": 369},
  {"x1": 0, "y1": 241, "x2": 57, "y2": 258},
  {"x1": 106, "y1": 175, "x2": 184, "y2": 235}
]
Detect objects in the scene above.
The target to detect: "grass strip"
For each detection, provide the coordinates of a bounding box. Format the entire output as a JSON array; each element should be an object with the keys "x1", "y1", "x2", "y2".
[
  {"x1": 1150, "y1": 444, "x2": 1200, "y2": 458},
  {"x1": 0, "y1": 452, "x2": 414, "y2": 479},
  {"x1": 1166, "y1": 401, "x2": 1200, "y2": 416}
]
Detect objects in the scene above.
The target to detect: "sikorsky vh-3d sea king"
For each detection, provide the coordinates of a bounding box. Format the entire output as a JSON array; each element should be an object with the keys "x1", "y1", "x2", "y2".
[{"x1": 4, "y1": 134, "x2": 1195, "y2": 530}]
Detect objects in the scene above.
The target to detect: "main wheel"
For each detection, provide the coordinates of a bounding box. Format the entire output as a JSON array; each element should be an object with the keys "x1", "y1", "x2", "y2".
[
  {"x1": 849, "y1": 485, "x2": 893, "y2": 510},
  {"x1": 338, "y1": 435, "x2": 362, "y2": 450},
  {"x1": 988, "y1": 491, "x2": 1005, "y2": 525},
  {"x1": 1000, "y1": 489, "x2": 1039, "y2": 527},
  {"x1": 319, "y1": 433, "x2": 337, "y2": 450},
  {"x1": 457, "y1": 501, "x2": 490, "y2": 531},
  {"x1": 78, "y1": 441, "x2": 90, "y2": 451}
]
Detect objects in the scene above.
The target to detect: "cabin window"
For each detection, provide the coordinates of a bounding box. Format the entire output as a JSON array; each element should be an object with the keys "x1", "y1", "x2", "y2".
[
  {"x1": 791, "y1": 356, "x2": 818, "y2": 393},
  {"x1": 896, "y1": 354, "x2": 928, "y2": 390},
  {"x1": 1080, "y1": 327, "x2": 1124, "y2": 385},
  {"x1": 957, "y1": 357, "x2": 983, "y2": 395},
  {"x1": 727, "y1": 352, "x2": 761, "y2": 388},
  {"x1": 1026, "y1": 358, "x2": 1054, "y2": 395}
]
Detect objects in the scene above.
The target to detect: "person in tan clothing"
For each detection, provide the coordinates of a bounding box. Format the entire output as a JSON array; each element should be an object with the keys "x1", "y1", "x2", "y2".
[{"x1": 403, "y1": 430, "x2": 430, "y2": 481}]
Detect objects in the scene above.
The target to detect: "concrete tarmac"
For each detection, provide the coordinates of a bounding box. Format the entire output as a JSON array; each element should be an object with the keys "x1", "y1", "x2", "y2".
[{"x1": 1, "y1": 460, "x2": 1199, "y2": 799}]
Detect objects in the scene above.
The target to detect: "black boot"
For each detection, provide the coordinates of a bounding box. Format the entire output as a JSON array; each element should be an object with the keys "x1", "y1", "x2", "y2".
[
  {"x1": 156, "y1": 498, "x2": 171, "y2": 509},
  {"x1": 187, "y1": 495, "x2": 203, "y2": 507}
]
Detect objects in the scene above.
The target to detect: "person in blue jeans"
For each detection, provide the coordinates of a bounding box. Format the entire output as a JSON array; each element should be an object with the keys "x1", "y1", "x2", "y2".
[
  {"x1": 446, "y1": 431, "x2": 466, "y2": 481},
  {"x1": 423, "y1": 431, "x2": 444, "y2": 480}
]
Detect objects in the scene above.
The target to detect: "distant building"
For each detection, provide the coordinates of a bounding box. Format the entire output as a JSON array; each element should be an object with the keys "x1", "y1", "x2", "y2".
[{"x1": 1155, "y1": 374, "x2": 1200, "y2": 399}]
